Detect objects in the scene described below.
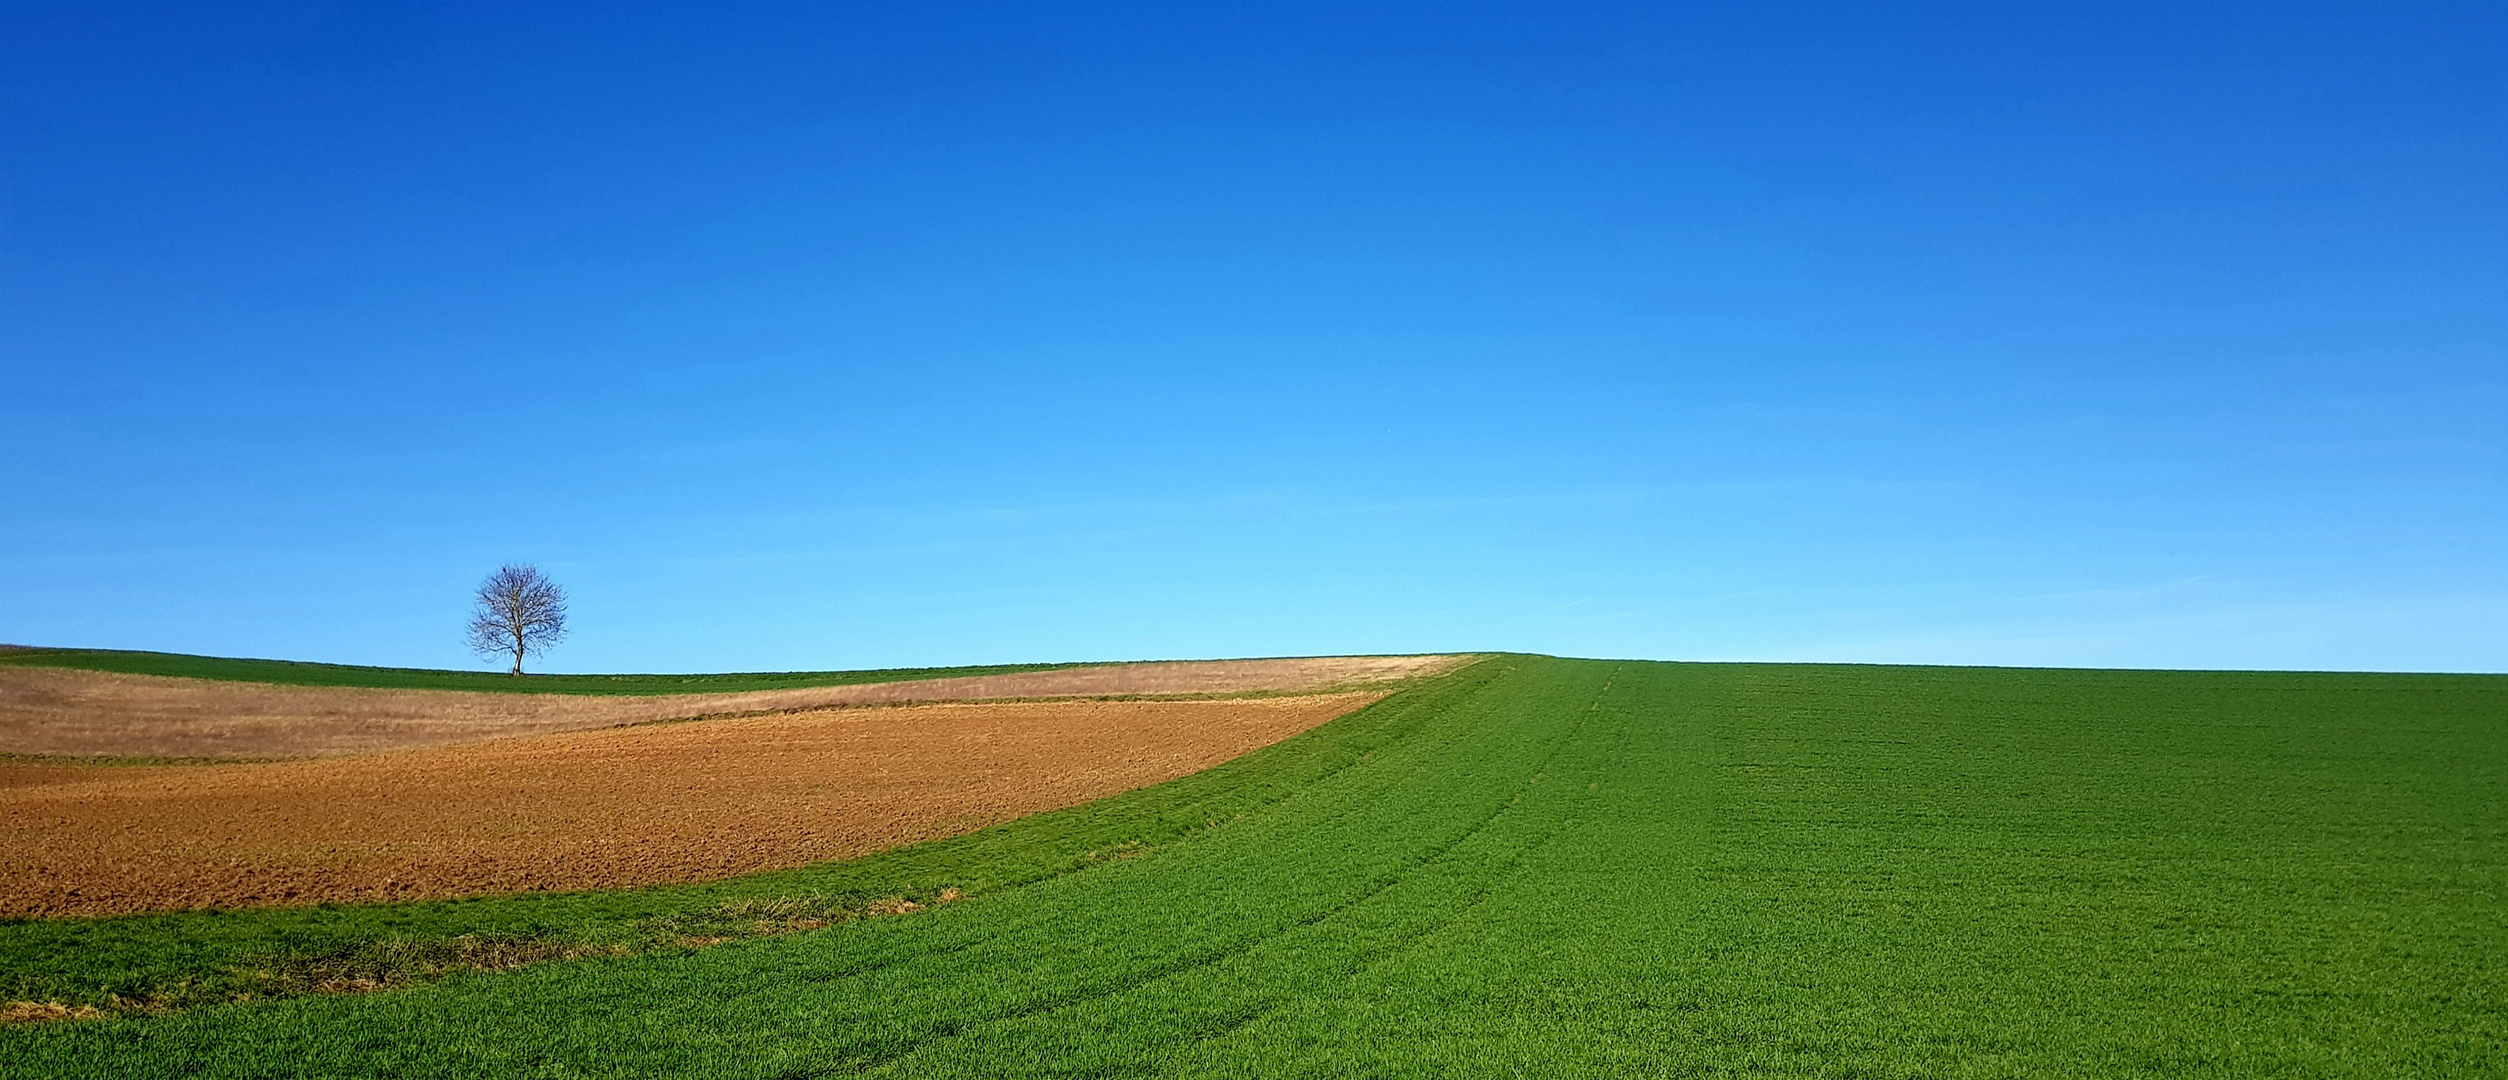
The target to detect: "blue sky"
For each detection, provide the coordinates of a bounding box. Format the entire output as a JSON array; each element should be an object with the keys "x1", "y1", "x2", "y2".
[{"x1": 4, "y1": 1, "x2": 2501, "y2": 673}]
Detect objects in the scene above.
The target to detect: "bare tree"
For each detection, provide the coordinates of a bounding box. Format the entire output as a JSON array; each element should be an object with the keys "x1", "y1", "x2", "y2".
[{"x1": 466, "y1": 564, "x2": 568, "y2": 675}]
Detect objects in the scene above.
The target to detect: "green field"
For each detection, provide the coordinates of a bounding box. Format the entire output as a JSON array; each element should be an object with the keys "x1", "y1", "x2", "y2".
[
  {"x1": 0, "y1": 647, "x2": 1076, "y2": 695},
  {"x1": 4, "y1": 655, "x2": 2502, "y2": 1076}
]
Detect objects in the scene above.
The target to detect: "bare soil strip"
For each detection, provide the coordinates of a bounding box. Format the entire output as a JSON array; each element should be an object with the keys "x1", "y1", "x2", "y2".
[
  {"x1": 0, "y1": 692, "x2": 1383, "y2": 917},
  {"x1": 0, "y1": 655, "x2": 1467, "y2": 759}
]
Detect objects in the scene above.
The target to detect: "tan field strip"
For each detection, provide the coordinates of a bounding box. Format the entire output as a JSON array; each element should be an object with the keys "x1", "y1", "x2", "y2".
[
  {"x1": 0, "y1": 692, "x2": 1384, "y2": 917},
  {"x1": 0, "y1": 655, "x2": 1467, "y2": 759}
]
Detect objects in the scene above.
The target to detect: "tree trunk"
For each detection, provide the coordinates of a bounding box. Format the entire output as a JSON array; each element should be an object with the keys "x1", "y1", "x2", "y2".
[{"x1": 511, "y1": 637, "x2": 524, "y2": 676}]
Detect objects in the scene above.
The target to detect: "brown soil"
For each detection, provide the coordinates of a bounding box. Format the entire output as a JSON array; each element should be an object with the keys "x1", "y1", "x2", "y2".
[
  {"x1": 0, "y1": 655, "x2": 1468, "y2": 760},
  {"x1": 0, "y1": 692, "x2": 1382, "y2": 917}
]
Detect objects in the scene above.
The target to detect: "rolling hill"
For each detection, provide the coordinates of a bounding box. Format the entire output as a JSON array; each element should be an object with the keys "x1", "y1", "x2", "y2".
[{"x1": 3, "y1": 655, "x2": 2501, "y2": 1076}]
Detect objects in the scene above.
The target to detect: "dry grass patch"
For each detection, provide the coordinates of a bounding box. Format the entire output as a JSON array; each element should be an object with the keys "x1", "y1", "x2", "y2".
[{"x1": 0, "y1": 1001, "x2": 100, "y2": 1024}]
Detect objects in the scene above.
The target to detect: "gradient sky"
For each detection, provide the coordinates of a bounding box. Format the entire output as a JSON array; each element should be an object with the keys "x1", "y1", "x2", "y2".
[{"x1": 4, "y1": 1, "x2": 2502, "y2": 674}]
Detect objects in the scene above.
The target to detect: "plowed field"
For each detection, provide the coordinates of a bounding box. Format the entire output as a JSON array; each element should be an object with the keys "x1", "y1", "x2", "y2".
[
  {"x1": 0, "y1": 692, "x2": 1382, "y2": 917},
  {"x1": 0, "y1": 655, "x2": 1464, "y2": 759}
]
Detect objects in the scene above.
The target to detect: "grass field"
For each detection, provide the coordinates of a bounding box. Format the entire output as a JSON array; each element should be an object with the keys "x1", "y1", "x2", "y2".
[
  {"x1": 0, "y1": 647, "x2": 1075, "y2": 695},
  {"x1": 4, "y1": 655, "x2": 2501, "y2": 1076}
]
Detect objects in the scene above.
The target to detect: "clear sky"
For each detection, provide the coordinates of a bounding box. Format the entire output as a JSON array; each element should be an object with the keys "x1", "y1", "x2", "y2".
[{"x1": 4, "y1": 2, "x2": 2502, "y2": 674}]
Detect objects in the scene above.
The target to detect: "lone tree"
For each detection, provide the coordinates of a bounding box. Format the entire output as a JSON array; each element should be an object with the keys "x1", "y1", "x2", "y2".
[{"x1": 466, "y1": 564, "x2": 567, "y2": 675}]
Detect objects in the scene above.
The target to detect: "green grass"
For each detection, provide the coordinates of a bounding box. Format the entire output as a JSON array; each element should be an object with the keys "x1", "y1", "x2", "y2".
[
  {"x1": 4, "y1": 656, "x2": 2502, "y2": 1076},
  {"x1": 0, "y1": 647, "x2": 1079, "y2": 695}
]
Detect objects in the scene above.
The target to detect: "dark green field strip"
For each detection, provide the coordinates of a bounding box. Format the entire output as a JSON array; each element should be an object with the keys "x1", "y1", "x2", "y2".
[
  {"x1": 5, "y1": 658, "x2": 2503, "y2": 1077},
  {"x1": 0, "y1": 647, "x2": 1079, "y2": 695}
]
